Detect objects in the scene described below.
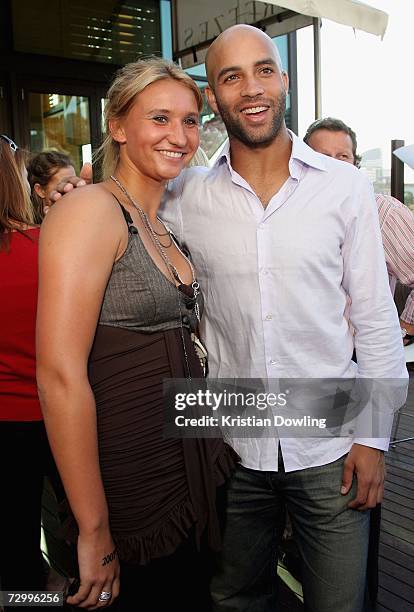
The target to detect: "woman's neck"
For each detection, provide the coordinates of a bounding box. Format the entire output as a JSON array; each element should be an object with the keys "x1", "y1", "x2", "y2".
[{"x1": 110, "y1": 165, "x2": 165, "y2": 223}]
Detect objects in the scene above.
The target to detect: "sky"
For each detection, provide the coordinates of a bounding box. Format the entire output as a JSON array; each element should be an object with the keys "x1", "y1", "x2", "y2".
[{"x1": 296, "y1": 0, "x2": 414, "y2": 181}]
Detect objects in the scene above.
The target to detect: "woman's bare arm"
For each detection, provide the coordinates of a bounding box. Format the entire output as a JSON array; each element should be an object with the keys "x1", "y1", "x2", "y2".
[{"x1": 36, "y1": 185, "x2": 125, "y2": 609}]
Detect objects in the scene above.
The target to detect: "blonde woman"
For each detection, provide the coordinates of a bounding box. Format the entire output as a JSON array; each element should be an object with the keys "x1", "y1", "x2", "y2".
[{"x1": 36, "y1": 58, "x2": 236, "y2": 610}]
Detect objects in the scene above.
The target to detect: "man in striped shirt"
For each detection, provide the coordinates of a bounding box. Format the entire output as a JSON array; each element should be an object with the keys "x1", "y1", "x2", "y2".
[{"x1": 304, "y1": 117, "x2": 414, "y2": 343}]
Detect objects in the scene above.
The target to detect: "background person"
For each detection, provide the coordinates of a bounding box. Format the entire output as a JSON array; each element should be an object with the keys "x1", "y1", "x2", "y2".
[
  {"x1": 36, "y1": 58, "x2": 236, "y2": 611},
  {"x1": 27, "y1": 150, "x2": 76, "y2": 221},
  {"x1": 0, "y1": 135, "x2": 51, "y2": 603}
]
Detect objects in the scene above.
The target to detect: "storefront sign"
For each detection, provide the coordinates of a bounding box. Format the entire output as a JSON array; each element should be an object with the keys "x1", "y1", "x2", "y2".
[{"x1": 173, "y1": 0, "x2": 311, "y2": 67}]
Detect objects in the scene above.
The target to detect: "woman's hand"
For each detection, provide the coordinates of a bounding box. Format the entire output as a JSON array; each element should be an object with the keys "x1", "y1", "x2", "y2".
[{"x1": 67, "y1": 529, "x2": 120, "y2": 609}]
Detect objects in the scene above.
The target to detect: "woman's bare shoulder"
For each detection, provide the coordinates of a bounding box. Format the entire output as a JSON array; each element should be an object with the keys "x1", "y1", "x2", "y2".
[
  {"x1": 42, "y1": 183, "x2": 123, "y2": 229},
  {"x1": 39, "y1": 184, "x2": 128, "y2": 262}
]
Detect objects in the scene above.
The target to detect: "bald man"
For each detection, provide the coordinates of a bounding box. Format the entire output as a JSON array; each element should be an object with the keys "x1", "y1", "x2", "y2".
[
  {"x1": 160, "y1": 25, "x2": 406, "y2": 612},
  {"x1": 54, "y1": 25, "x2": 407, "y2": 612}
]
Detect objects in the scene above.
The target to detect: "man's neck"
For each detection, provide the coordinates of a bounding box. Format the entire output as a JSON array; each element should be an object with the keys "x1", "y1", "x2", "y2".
[{"x1": 228, "y1": 126, "x2": 292, "y2": 207}]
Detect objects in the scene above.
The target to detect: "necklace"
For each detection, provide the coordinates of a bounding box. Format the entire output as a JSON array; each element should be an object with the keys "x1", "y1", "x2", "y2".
[
  {"x1": 110, "y1": 175, "x2": 196, "y2": 286},
  {"x1": 152, "y1": 226, "x2": 171, "y2": 238},
  {"x1": 111, "y1": 176, "x2": 173, "y2": 248},
  {"x1": 110, "y1": 175, "x2": 201, "y2": 377}
]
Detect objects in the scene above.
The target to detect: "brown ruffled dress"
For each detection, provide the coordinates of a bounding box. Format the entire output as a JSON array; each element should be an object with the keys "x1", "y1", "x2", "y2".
[{"x1": 88, "y1": 204, "x2": 236, "y2": 564}]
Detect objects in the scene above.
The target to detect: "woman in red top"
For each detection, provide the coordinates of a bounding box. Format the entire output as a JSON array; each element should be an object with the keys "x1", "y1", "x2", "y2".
[{"x1": 0, "y1": 134, "x2": 49, "y2": 594}]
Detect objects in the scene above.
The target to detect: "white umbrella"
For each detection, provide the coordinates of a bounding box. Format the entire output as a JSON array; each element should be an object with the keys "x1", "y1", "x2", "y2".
[
  {"x1": 173, "y1": 0, "x2": 389, "y2": 118},
  {"x1": 393, "y1": 144, "x2": 414, "y2": 171},
  {"x1": 268, "y1": 0, "x2": 388, "y2": 37},
  {"x1": 269, "y1": 0, "x2": 388, "y2": 117}
]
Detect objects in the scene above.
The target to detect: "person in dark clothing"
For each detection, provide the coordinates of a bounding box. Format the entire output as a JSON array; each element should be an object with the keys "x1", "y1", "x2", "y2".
[{"x1": 36, "y1": 58, "x2": 237, "y2": 611}]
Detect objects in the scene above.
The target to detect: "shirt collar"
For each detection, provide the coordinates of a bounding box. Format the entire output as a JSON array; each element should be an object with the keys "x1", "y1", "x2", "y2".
[
  {"x1": 289, "y1": 130, "x2": 327, "y2": 174},
  {"x1": 210, "y1": 129, "x2": 328, "y2": 179}
]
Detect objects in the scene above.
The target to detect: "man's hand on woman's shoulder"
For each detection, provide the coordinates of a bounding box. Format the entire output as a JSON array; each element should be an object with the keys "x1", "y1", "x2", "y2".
[{"x1": 50, "y1": 162, "x2": 93, "y2": 202}]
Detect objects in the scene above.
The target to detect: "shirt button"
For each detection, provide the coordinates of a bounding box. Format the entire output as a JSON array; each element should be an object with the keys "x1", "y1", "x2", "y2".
[
  {"x1": 265, "y1": 314, "x2": 273, "y2": 321},
  {"x1": 258, "y1": 224, "x2": 265, "y2": 230},
  {"x1": 269, "y1": 359, "x2": 277, "y2": 366},
  {"x1": 262, "y1": 269, "x2": 268, "y2": 276}
]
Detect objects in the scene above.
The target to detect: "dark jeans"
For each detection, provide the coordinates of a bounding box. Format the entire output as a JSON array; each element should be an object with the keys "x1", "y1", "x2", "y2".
[
  {"x1": 0, "y1": 421, "x2": 53, "y2": 596},
  {"x1": 211, "y1": 456, "x2": 370, "y2": 612}
]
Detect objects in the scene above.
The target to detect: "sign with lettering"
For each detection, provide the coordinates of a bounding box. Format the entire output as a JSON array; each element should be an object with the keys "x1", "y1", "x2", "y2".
[{"x1": 173, "y1": 0, "x2": 312, "y2": 67}]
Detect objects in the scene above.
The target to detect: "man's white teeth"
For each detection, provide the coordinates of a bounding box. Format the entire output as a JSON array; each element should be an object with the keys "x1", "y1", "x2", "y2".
[
  {"x1": 242, "y1": 106, "x2": 267, "y2": 115},
  {"x1": 160, "y1": 151, "x2": 184, "y2": 158}
]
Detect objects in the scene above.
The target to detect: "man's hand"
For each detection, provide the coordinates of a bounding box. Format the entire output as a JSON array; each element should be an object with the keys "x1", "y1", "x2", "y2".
[
  {"x1": 341, "y1": 443, "x2": 385, "y2": 510},
  {"x1": 400, "y1": 319, "x2": 414, "y2": 345},
  {"x1": 50, "y1": 162, "x2": 93, "y2": 203}
]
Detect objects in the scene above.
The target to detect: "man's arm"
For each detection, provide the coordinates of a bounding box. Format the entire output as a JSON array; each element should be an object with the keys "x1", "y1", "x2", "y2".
[
  {"x1": 376, "y1": 193, "x2": 414, "y2": 329},
  {"x1": 377, "y1": 193, "x2": 414, "y2": 287},
  {"x1": 401, "y1": 291, "x2": 414, "y2": 335},
  {"x1": 341, "y1": 179, "x2": 408, "y2": 509},
  {"x1": 344, "y1": 184, "x2": 407, "y2": 381}
]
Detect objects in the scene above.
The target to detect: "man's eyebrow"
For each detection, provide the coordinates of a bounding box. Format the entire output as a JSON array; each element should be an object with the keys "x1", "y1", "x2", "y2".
[
  {"x1": 217, "y1": 66, "x2": 241, "y2": 81},
  {"x1": 217, "y1": 58, "x2": 278, "y2": 81},
  {"x1": 255, "y1": 58, "x2": 278, "y2": 68}
]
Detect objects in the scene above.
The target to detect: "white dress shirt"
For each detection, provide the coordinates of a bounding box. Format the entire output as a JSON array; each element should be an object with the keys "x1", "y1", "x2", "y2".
[{"x1": 160, "y1": 132, "x2": 407, "y2": 472}]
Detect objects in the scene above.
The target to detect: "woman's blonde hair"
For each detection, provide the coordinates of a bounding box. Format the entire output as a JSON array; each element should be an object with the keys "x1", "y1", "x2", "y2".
[
  {"x1": 0, "y1": 138, "x2": 34, "y2": 250},
  {"x1": 96, "y1": 56, "x2": 203, "y2": 180}
]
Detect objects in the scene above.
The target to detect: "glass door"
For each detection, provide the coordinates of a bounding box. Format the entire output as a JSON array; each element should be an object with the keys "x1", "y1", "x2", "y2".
[
  {"x1": 28, "y1": 91, "x2": 92, "y2": 171},
  {"x1": 17, "y1": 78, "x2": 104, "y2": 174}
]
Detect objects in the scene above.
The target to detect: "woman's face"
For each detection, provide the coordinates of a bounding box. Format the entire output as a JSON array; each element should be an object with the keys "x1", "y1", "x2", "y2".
[
  {"x1": 35, "y1": 165, "x2": 76, "y2": 213},
  {"x1": 113, "y1": 79, "x2": 200, "y2": 182}
]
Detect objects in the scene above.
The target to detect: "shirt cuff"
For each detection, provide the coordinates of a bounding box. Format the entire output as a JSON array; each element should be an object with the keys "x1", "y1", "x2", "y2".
[{"x1": 352, "y1": 437, "x2": 390, "y2": 451}]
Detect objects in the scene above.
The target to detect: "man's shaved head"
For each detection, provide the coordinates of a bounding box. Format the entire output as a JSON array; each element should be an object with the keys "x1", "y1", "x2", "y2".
[
  {"x1": 204, "y1": 24, "x2": 288, "y2": 148},
  {"x1": 205, "y1": 24, "x2": 283, "y2": 88}
]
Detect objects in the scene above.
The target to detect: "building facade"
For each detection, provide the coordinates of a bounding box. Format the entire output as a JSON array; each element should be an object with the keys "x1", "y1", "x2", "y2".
[{"x1": 0, "y1": 0, "x2": 298, "y2": 169}]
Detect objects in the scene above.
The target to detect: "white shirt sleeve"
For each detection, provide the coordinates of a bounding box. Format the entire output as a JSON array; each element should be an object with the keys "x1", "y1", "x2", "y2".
[{"x1": 341, "y1": 176, "x2": 408, "y2": 448}]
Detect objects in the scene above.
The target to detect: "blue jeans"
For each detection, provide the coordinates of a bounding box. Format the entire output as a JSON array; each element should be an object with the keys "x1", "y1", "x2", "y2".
[{"x1": 211, "y1": 455, "x2": 370, "y2": 612}]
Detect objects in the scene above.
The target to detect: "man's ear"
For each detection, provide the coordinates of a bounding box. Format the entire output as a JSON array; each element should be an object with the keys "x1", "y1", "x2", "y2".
[
  {"x1": 34, "y1": 183, "x2": 45, "y2": 199},
  {"x1": 109, "y1": 119, "x2": 126, "y2": 144},
  {"x1": 282, "y1": 71, "x2": 289, "y2": 95},
  {"x1": 205, "y1": 86, "x2": 219, "y2": 115}
]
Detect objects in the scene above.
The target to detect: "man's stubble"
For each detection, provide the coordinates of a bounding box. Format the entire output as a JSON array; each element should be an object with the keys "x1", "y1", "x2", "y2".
[{"x1": 215, "y1": 90, "x2": 287, "y2": 149}]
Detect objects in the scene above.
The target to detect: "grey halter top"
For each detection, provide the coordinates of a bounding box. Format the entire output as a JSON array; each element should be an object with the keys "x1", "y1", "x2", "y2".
[{"x1": 99, "y1": 199, "x2": 202, "y2": 334}]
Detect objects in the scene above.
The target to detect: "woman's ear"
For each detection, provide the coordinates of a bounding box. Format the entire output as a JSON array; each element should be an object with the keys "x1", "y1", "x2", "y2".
[
  {"x1": 109, "y1": 119, "x2": 126, "y2": 144},
  {"x1": 34, "y1": 183, "x2": 46, "y2": 199}
]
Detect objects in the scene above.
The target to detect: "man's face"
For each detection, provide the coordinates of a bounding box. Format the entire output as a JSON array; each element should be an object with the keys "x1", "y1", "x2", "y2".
[
  {"x1": 206, "y1": 30, "x2": 288, "y2": 148},
  {"x1": 306, "y1": 129, "x2": 356, "y2": 165}
]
